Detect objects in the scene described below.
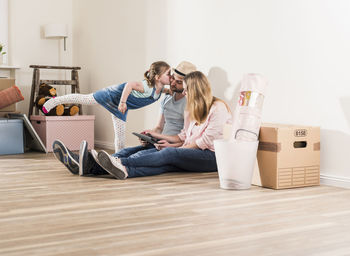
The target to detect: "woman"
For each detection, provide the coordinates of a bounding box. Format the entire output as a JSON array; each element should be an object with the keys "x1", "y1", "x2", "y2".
[{"x1": 97, "y1": 71, "x2": 232, "y2": 179}]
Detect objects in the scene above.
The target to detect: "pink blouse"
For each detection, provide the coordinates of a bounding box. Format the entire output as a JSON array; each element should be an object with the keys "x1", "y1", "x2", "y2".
[{"x1": 177, "y1": 101, "x2": 232, "y2": 151}]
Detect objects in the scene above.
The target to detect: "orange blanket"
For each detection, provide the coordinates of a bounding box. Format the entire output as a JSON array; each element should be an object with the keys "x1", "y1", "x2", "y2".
[{"x1": 0, "y1": 85, "x2": 24, "y2": 109}]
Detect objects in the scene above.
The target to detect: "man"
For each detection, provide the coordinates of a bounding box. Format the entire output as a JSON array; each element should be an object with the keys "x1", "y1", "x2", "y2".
[{"x1": 52, "y1": 61, "x2": 196, "y2": 176}]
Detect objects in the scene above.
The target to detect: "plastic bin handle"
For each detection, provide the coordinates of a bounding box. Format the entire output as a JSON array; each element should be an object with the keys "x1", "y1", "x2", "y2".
[{"x1": 235, "y1": 129, "x2": 258, "y2": 139}]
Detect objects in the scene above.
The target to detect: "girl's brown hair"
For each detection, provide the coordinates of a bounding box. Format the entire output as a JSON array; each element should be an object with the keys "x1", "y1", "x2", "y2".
[
  {"x1": 184, "y1": 71, "x2": 230, "y2": 124},
  {"x1": 144, "y1": 61, "x2": 170, "y2": 87}
]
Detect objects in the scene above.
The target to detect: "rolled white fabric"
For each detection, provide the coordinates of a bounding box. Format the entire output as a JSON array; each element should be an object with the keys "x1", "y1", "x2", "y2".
[{"x1": 230, "y1": 74, "x2": 268, "y2": 142}]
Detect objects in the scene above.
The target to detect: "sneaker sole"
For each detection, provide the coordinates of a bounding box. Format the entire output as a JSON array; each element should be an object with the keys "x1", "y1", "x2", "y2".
[
  {"x1": 98, "y1": 152, "x2": 127, "y2": 180},
  {"x1": 91, "y1": 149, "x2": 109, "y2": 173},
  {"x1": 52, "y1": 140, "x2": 79, "y2": 175},
  {"x1": 79, "y1": 141, "x2": 88, "y2": 176}
]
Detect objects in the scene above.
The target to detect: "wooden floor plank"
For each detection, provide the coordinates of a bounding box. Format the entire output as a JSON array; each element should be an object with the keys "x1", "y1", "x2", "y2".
[{"x1": 1, "y1": 151, "x2": 350, "y2": 255}]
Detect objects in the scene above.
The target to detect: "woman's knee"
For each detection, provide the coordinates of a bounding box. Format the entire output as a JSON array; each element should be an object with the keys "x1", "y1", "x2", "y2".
[{"x1": 157, "y1": 147, "x2": 178, "y2": 162}]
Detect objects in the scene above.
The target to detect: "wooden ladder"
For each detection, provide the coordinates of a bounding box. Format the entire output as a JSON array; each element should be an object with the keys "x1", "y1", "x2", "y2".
[{"x1": 28, "y1": 65, "x2": 82, "y2": 117}]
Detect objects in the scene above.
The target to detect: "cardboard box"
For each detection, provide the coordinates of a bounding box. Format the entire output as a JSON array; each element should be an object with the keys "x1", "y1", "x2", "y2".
[
  {"x1": 0, "y1": 78, "x2": 17, "y2": 115},
  {"x1": 0, "y1": 118, "x2": 24, "y2": 155},
  {"x1": 257, "y1": 123, "x2": 320, "y2": 189},
  {"x1": 30, "y1": 115, "x2": 95, "y2": 152}
]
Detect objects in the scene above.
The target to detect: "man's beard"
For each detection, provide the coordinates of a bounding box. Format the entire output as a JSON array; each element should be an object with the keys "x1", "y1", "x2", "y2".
[{"x1": 171, "y1": 88, "x2": 184, "y2": 93}]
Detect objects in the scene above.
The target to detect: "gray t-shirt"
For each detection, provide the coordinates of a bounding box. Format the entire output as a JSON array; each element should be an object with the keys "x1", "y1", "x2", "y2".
[{"x1": 160, "y1": 93, "x2": 186, "y2": 135}]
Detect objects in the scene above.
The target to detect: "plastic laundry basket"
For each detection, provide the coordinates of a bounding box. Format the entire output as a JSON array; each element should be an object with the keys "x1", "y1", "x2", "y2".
[{"x1": 214, "y1": 139, "x2": 259, "y2": 190}]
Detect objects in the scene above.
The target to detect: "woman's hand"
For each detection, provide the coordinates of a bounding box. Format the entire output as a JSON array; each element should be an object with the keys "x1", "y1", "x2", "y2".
[
  {"x1": 118, "y1": 102, "x2": 127, "y2": 114},
  {"x1": 154, "y1": 140, "x2": 172, "y2": 150},
  {"x1": 180, "y1": 142, "x2": 199, "y2": 149}
]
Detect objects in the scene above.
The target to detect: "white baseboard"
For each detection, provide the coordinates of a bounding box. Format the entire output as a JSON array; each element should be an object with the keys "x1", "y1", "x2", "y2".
[
  {"x1": 320, "y1": 174, "x2": 350, "y2": 189},
  {"x1": 94, "y1": 140, "x2": 115, "y2": 150}
]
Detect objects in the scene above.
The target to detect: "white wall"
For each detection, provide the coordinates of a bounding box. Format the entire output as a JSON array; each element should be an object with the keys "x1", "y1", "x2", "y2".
[
  {"x1": 8, "y1": 0, "x2": 73, "y2": 115},
  {"x1": 0, "y1": 0, "x2": 8, "y2": 64},
  {"x1": 72, "y1": 0, "x2": 160, "y2": 148},
  {"x1": 72, "y1": 0, "x2": 350, "y2": 185},
  {"x1": 159, "y1": 0, "x2": 350, "y2": 183}
]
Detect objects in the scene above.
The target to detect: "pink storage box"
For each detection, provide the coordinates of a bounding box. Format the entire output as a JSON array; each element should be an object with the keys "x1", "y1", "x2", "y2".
[{"x1": 30, "y1": 115, "x2": 95, "y2": 152}]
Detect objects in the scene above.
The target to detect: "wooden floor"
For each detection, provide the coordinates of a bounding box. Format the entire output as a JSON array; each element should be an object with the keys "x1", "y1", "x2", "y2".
[{"x1": 1, "y1": 152, "x2": 350, "y2": 256}]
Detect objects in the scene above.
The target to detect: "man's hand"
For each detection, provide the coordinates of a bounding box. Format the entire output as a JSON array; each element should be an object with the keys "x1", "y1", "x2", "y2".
[
  {"x1": 139, "y1": 138, "x2": 149, "y2": 147},
  {"x1": 143, "y1": 130, "x2": 161, "y2": 139},
  {"x1": 139, "y1": 130, "x2": 151, "y2": 147}
]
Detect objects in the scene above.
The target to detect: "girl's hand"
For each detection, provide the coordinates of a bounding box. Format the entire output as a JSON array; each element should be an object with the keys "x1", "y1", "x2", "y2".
[
  {"x1": 163, "y1": 88, "x2": 173, "y2": 95},
  {"x1": 118, "y1": 102, "x2": 127, "y2": 114}
]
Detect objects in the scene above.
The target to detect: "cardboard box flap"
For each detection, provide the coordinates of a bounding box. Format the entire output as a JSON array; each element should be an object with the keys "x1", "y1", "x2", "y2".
[
  {"x1": 0, "y1": 78, "x2": 15, "y2": 90},
  {"x1": 258, "y1": 126, "x2": 278, "y2": 142},
  {"x1": 261, "y1": 123, "x2": 318, "y2": 129}
]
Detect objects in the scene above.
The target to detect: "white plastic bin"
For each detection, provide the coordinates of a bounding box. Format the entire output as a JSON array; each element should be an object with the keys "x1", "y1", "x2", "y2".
[{"x1": 214, "y1": 139, "x2": 259, "y2": 190}]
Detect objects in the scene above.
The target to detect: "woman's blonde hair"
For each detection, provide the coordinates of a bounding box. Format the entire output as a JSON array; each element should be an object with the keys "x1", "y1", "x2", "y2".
[
  {"x1": 144, "y1": 61, "x2": 170, "y2": 87},
  {"x1": 184, "y1": 71, "x2": 230, "y2": 124}
]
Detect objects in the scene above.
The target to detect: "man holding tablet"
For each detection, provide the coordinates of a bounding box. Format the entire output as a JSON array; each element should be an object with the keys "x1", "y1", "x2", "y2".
[{"x1": 52, "y1": 61, "x2": 196, "y2": 176}]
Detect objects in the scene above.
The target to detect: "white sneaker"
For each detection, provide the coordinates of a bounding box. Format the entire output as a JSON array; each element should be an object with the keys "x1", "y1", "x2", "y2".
[{"x1": 97, "y1": 150, "x2": 128, "y2": 180}]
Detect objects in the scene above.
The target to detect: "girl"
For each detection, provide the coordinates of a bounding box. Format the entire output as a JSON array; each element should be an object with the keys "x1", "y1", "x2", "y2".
[
  {"x1": 43, "y1": 61, "x2": 171, "y2": 152},
  {"x1": 96, "y1": 71, "x2": 232, "y2": 179}
]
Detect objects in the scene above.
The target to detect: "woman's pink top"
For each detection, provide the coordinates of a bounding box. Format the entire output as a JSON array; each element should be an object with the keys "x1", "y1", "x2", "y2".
[{"x1": 178, "y1": 101, "x2": 232, "y2": 151}]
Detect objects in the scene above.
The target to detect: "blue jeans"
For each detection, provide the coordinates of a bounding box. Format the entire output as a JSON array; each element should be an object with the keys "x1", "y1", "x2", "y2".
[
  {"x1": 120, "y1": 147, "x2": 218, "y2": 178},
  {"x1": 89, "y1": 144, "x2": 155, "y2": 175},
  {"x1": 114, "y1": 144, "x2": 155, "y2": 158}
]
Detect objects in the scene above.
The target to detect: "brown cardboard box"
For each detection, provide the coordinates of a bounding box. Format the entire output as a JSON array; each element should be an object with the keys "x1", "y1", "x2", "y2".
[
  {"x1": 257, "y1": 123, "x2": 320, "y2": 189},
  {"x1": 0, "y1": 78, "x2": 17, "y2": 114}
]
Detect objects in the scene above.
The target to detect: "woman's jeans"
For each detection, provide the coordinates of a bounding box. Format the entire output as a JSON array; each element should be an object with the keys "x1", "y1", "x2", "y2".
[{"x1": 120, "y1": 147, "x2": 218, "y2": 178}]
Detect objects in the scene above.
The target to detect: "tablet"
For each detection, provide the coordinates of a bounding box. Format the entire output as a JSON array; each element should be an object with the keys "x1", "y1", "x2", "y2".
[{"x1": 132, "y1": 132, "x2": 160, "y2": 145}]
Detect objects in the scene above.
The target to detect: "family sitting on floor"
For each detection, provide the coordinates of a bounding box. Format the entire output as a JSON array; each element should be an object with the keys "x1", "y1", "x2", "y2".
[{"x1": 50, "y1": 61, "x2": 232, "y2": 179}]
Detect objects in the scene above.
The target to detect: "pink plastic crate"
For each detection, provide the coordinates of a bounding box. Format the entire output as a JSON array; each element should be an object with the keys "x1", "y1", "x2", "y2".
[{"x1": 30, "y1": 115, "x2": 95, "y2": 152}]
